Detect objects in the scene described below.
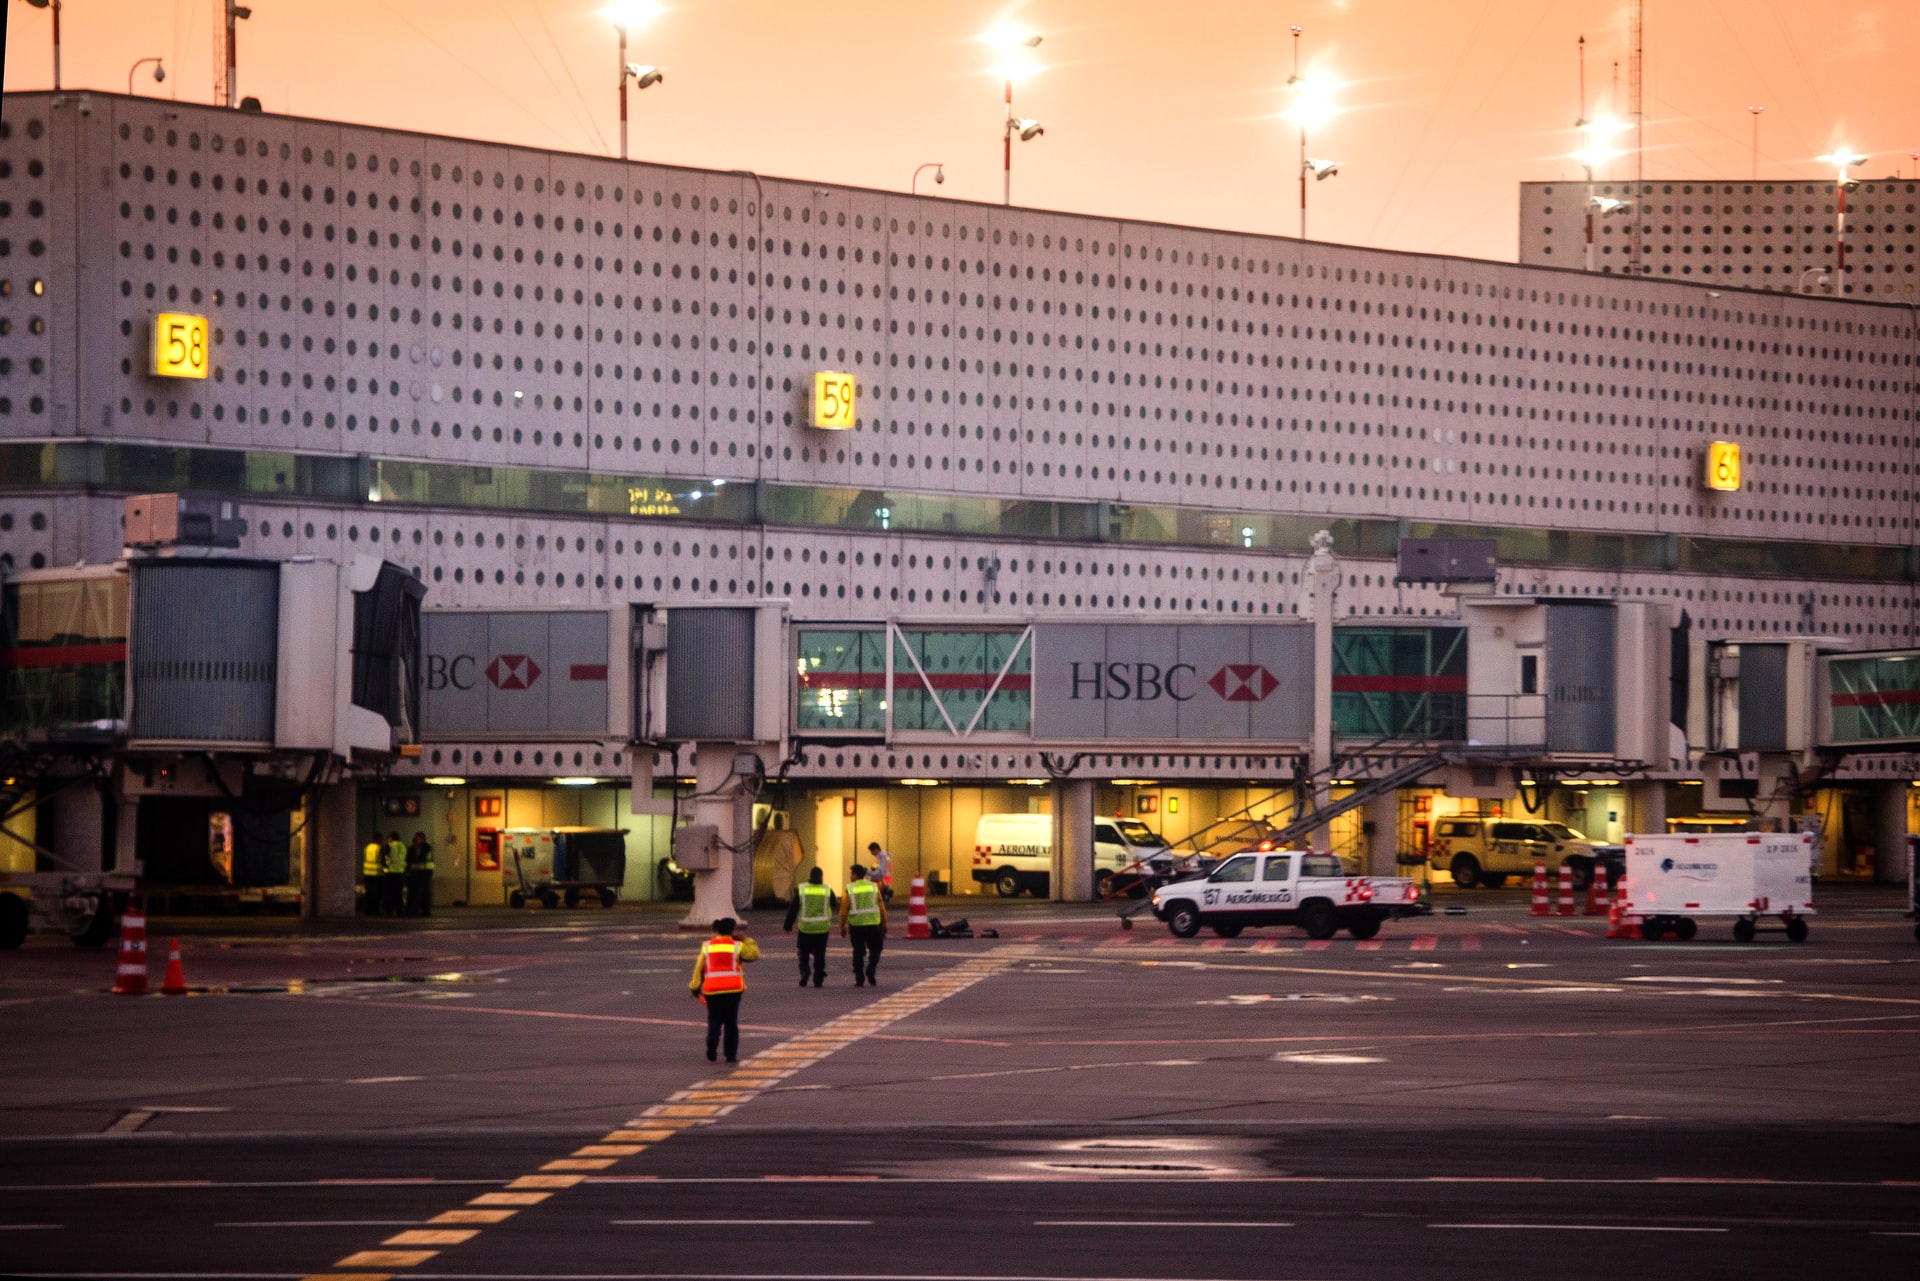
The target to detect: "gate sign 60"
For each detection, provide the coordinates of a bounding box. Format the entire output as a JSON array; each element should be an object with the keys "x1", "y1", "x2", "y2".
[
  {"x1": 1704, "y1": 439, "x2": 1741, "y2": 492},
  {"x1": 812, "y1": 370, "x2": 856, "y2": 429},
  {"x1": 151, "y1": 312, "x2": 210, "y2": 380}
]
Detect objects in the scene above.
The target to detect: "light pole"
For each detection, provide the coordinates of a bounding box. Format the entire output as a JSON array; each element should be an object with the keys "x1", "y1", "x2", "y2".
[
  {"x1": 984, "y1": 26, "x2": 1043, "y2": 207},
  {"x1": 912, "y1": 163, "x2": 945, "y2": 196},
  {"x1": 23, "y1": 0, "x2": 61, "y2": 91},
  {"x1": 1747, "y1": 106, "x2": 1763, "y2": 180},
  {"x1": 128, "y1": 56, "x2": 166, "y2": 96},
  {"x1": 600, "y1": 2, "x2": 665, "y2": 162},
  {"x1": 1819, "y1": 148, "x2": 1868, "y2": 293},
  {"x1": 219, "y1": 2, "x2": 251, "y2": 110},
  {"x1": 1285, "y1": 27, "x2": 1341, "y2": 241},
  {"x1": 1573, "y1": 116, "x2": 1627, "y2": 272}
]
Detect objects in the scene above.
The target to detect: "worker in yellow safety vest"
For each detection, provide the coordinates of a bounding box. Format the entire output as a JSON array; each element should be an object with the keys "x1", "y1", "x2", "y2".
[
  {"x1": 688, "y1": 918, "x2": 757, "y2": 1062},
  {"x1": 839, "y1": 864, "x2": 887, "y2": 988},
  {"x1": 361, "y1": 839, "x2": 386, "y2": 916},
  {"x1": 782, "y1": 867, "x2": 837, "y2": 988},
  {"x1": 383, "y1": 830, "x2": 409, "y2": 917}
]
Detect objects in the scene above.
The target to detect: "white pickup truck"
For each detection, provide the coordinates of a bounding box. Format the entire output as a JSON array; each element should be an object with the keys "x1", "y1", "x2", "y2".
[{"x1": 1150, "y1": 845, "x2": 1422, "y2": 940}]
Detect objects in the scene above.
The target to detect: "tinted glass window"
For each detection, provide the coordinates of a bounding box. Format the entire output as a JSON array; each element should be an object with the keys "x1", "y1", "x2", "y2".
[
  {"x1": 1261, "y1": 856, "x2": 1292, "y2": 882},
  {"x1": 1211, "y1": 855, "x2": 1257, "y2": 883}
]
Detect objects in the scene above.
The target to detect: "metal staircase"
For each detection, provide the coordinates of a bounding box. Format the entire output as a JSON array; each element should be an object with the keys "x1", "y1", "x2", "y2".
[{"x1": 1171, "y1": 743, "x2": 1452, "y2": 857}]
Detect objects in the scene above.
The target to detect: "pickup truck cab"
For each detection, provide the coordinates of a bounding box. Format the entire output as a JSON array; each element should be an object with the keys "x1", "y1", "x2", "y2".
[
  {"x1": 1428, "y1": 817, "x2": 1623, "y2": 890},
  {"x1": 1150, "y1": 846, "x2": 1421, "y2": 940}
]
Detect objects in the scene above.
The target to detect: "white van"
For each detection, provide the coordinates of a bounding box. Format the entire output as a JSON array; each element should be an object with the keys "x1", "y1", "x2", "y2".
[{"x1": 971, "y1": 813, "x2": 1172, "y2": 898}]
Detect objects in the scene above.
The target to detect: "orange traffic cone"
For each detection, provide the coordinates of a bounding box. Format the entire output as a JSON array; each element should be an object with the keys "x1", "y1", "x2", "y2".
[
  {"x1": 160, "y1": 938, "x2": 188, "y2": 996},
  {"x1": 1585, "y1": 865, "x2": 1610, "y2": 916},
  {"x1": 1528, "y1": 862, "x2": 1550, "y2": 916},
  {"x1": 111, "y1": 907, "x2": 148, "y2": 995},
  {"x1": 905, "y1": 875, "x2": 930, "y2": 939},
  {"x1": 1606, "y1": 878, "x2": 1638, "y2": 939},
  {"x1": 1556, "y1": 863, "x2": 1576, "y2": 916}
]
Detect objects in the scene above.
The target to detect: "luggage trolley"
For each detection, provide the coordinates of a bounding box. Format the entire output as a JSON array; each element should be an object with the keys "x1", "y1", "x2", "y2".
[{"x1": 503, "y1": 827, "x2": 628, "y2": 909}]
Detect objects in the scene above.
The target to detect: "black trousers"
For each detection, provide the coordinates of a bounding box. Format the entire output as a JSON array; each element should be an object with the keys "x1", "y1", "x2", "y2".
[
  {"x1": 850, "y1": 924, "x2": 883, "y2": 983},
  {"x1": 796, "y1": 931, "x2": 828, "y2": 984},
  {"x1": 704, "y1": 992, "x2": 742, "y2": 1060},
  {"x1": 383, "y1": 872, "x2": 407, "y2": 916},
  {"x1": 406, "y1": 869, "x2": 434, "y2": 916}
]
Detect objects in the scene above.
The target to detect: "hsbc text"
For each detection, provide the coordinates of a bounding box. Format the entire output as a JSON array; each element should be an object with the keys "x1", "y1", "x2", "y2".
[{"x1": 1068, "y1": 661, "x2": 1197, "y2": 702}]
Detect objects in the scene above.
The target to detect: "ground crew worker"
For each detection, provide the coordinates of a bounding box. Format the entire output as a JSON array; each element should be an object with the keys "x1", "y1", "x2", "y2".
[
  {"x1": 406, "y1": 831, "x2": 435, "y2": 917},
  {"x1": 688, "y1": 917, "x2": 756, "y2": 1062},
  {"x1": 867, "y1": 841, "x2": 895, "y2": 903},
  {"x1": 839, "y1": 864, "x2": 887, "y2": 987},
  {"x1": 782, "y1": 868, "x2": 837, "y2": 987},
  {"x1": 361, "y1": 838, "x2": 386, "y2": 915},
  {"x1": 384, "y1": 830, "x2": 409, "y2": 917}
]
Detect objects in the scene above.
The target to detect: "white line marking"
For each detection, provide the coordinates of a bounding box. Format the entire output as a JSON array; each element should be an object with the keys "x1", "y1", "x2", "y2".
[
  {"x1": 0, "y1": 1223, "x2": 64, "y2": 1230},
  {"x1": 216, "y1": 1219, "x2": 423, "y2": 1228},
  {"x1": 344, "y1": 1074, "x2": 424, "y2": 1083},
  {"x1": 1035, "y1": 1220, "x2": 1293, "y2": 1228},
  {"x1": 1430, "y1": 1223, "x2": 1729, "y2": 1233},
  {"x1": 613, "y1": 1219, "x2": 874, "y2": 1226}
]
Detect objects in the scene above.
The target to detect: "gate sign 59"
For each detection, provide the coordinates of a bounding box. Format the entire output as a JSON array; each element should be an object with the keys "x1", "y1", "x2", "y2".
[
  {"x1": 151, "y1": 312, "x2": 210, "y2": 379},
  {"x1": 1705, "y1": 439, "x2": 1741, "y2": 491},
  {"x1": 812, "y1": 370, "x2": 856, "y2": 429}
]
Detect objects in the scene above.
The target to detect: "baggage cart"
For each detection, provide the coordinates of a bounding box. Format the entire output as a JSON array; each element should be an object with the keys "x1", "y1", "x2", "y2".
[
  {"x1": 502, "y1": 827, "x2": 627, "y2": 909},
  {"x1": 1621, "y1": 832, "x2": 1814, "y2": 943}
]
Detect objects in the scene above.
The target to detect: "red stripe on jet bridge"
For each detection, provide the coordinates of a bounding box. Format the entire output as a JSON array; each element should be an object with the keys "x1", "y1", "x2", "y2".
[
  {"x1": 569, "y1": 664, "x2": 609, "y2": 681},
  {"x1": 799, "y1": 672, "x2": 1032, "y2": 691},
  {"x1": 0, "y1": 642, "x2": 127, "y2": 668},
  {"x1": 1331, "y1": 675, "x2": 1468, "y2": 693},
  {"x1": 1829, "y1": 689, "x2": 1920, "y2": 707}
]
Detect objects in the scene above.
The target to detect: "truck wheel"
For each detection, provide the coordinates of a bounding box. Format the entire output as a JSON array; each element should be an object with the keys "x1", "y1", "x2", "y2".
[
  {"x1": 1300, "y1": 900, "x2": 1339, "y2": 940},
  {"x1": 1675, "y1": 917, "x2": 1698, "y2": 941},
  {"x1": 1211, "y1": 922, "x2": 1244, "y2": 939},
  {"x1": 1640, "y1": 917, "x2": 1665, "y2": 941},
  {"x1": 1732, "y1": 918, "x2": 1757, "y2": 943},
  {"x1": 598, "y1": 888, "x2": 617, "y2": 908},
  {"x1": 1449, "y1": 854, "x2": 1482, "y2": 890},
  {"x1": 1346, "y1": 915, "x2": 1382, "y2": 940},
  {"x1": 0, "y1": 894, "x2": 27, "y2": 949},
  {"x1": 509, "y1": 890, "x2": 527, "y2": 909},
  {"x1": 1567, "y1": 858, "x2": 1594, "y2": 892},
  {"x1": 563, "y1": 887, "x2": 582, "y2": 909},
  {"x1": 1165, "y1": 902, "x2": 1202, "y2": 939},
  {"x1": 72, "y1": 901, "x2": 115, "y2": 949},
  {"x1": 1785, "y1": 917, "x2": 1808, "y2": 943},
  {"x1": 994, "y1": 869, "x2": 1023, "y2": 898},
  {"x1": 539, "y1": 889, "x2": 561, "y2": 910},
  {"x1": 1093, "y1": 870, "x2": 1116, "y2": 900}
]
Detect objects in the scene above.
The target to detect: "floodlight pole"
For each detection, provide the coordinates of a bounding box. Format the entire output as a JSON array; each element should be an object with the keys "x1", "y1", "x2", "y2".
[
  {"x1": 1003, "y1": 76, "x2": 1014, "y2": 205},
  {"x1": 1292, "y1": 25, "x2": 1307, "y2": 241},
  {"x1": 618, "y1": 23, "x2": 630, "y2": 161}
]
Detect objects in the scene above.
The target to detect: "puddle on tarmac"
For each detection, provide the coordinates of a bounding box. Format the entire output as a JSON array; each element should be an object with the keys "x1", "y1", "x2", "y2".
[
  {"x1": 1274, "y1": 1051, "x2": 1386, "y2": 1065},
  {"x1": 175, "y1": 972, "x2": 503, "y2": 996}
]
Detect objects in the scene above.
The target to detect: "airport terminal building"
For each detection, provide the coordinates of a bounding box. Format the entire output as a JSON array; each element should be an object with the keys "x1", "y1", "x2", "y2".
[{"x1": 2, "y1": 89, "x2": 1918, "y2": 915}]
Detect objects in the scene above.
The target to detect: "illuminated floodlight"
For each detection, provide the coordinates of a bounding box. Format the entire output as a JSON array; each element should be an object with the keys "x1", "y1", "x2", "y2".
[
  {"x1": 982, "y1": 24, "x2": 1044, "y2": 81},
  {"x1": 1817, "y1": 147, "x2": 1868, "y2": 180},
  {"x1": 1572, "y1": 115, "x2": 1629, "y2": 175},
  {"x1": 598, "y1": 0, "x2": 664, "y2": 30},
  {"x1": 1284, "y1": 71, "x2": 1343, "y2": 131}
]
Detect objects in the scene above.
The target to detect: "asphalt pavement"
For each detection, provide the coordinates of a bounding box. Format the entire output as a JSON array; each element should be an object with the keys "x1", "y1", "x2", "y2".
[{"x1": 3, "y1": 884, "x2": 1916, "y2": 1280}]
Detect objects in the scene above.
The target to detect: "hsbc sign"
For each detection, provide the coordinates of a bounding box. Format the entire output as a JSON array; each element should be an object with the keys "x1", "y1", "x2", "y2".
[
  {"x1": 421, "y1": 611, "x2": 611, "y2": 738},
  {"x1": 1034, "y1": 623, "x2": 1312, "y2": 743}
]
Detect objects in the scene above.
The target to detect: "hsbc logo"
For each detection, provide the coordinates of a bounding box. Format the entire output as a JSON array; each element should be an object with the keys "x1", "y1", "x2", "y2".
[
  {"x1": 1209, "y1": 664, "x2": 1278, "y2": 703},
  {"x1": 486, "y1": 654, "x2": 543, "y2": 691},
  {"x1": 1067, "y1": 661, "x2": 1281, "y2": 704}
]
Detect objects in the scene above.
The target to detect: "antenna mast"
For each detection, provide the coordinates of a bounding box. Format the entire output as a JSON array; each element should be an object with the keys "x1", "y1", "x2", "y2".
[{"x1": 1629, "y1": 0, "x2": 1645, "y2": 274}]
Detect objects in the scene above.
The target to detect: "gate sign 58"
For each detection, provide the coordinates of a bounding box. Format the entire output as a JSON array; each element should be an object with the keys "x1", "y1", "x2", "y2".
[
  {"x1": 151, "y1": 312, "x2": 210, "y2": 379},
  {"x1": 812, "y1": 370, "x2": 856, "y2": 429}
]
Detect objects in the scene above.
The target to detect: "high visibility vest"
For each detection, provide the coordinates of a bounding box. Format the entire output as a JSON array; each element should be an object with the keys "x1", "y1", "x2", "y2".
[
  {"x1": 385, "y1": 841, "x2": 409, "y2": 874},
  {"x1": 700, "y1": 938, "x2": 745, "y2": 995},
  {"x1": 362, "y1": 841, "x2": 384, "y2": 877},
  {"x1": 846, "y1": 879, "x2": 881, "y2": 926},
  {"x1": 797, "y1": 883, "x2": 831, "y2": 932},
  {"x1": 411, "y1": 846, "x2": 435, "y2": 872}
]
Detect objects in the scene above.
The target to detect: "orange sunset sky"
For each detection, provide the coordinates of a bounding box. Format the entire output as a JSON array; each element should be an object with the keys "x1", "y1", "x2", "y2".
[{"x1": 4, "y1": 1, "x2": 1914, "y2": 263}]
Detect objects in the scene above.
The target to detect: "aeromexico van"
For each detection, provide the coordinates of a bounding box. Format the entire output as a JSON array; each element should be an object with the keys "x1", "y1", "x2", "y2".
[{"x1": 971, "y1": 812, "x2": 1171, "y2": 898}]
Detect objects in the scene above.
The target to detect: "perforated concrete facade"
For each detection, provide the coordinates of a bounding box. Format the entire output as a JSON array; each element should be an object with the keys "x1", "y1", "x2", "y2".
[
  {"x1": 2, "y1": 92, "x2": 1918, "y2": 781},
  {"x1": 1519, "y1": 178, "x2": 1920, "y2": 299}
]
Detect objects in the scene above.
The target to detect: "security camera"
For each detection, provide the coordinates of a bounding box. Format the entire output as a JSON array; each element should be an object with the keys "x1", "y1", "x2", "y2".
[
  {"x1": 1016, "y1": 119, "x2": 1045, "y2": 142},
  {"x1": 626, "y1": 64, "x2": 664, "y2": 89},
  {"x1": 935, "y1": 166, "x2": 946, "y2": 185},
  {"x1": 154, "y1": 66, "x2": 167, "y2": 85},
  {"x1": 1305, "y1": 158, "x2": 1340, "y2": 180}
]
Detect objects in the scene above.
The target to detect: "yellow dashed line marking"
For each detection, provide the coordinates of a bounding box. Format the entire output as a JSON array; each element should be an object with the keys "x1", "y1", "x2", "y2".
[{"x1": 301, "y1": 949, "x2": 1018, "y2": 1281}]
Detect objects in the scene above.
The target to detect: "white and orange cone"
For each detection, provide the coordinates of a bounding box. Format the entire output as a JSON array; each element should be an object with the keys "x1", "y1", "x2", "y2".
[{"x1": 111, "y1": 908, "x2": 148, "y2": 995}]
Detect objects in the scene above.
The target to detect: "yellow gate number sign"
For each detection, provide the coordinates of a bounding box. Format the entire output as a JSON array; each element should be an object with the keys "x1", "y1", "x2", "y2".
[
  {"x1": 812, "y1": 370, "x2": 856, "y2": 429},
  {"x1": 151, "y1": 312, "x2": 210, "y2": 379},
  {"x1": 1704, "y1": 439, "x2": 1741, "y2": 492}
]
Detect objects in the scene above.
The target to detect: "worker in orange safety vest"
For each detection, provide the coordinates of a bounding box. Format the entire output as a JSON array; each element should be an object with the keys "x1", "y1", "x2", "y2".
[{"x1": 688, "y1": 917, "x2": 757, "y2": 1063}]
